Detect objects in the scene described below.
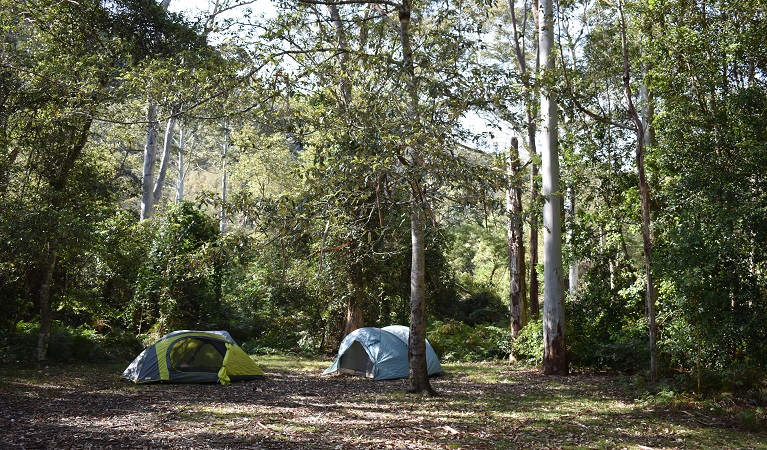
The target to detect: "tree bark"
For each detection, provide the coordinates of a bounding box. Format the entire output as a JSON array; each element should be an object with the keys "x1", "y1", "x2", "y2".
[
  {"x1": 220, "y1": 122, "x2": 229, "y2": 234},
  {"x1": 408, "y1": 194, "x2": 434, "y2": 396},
  {"x1": 567, "y1": 186, "x2": 578, "y2": 297},
  {"x1": 140, "y1": 100, "x2": 158, "y2": 221},
  {"x1": 540, "y1": 0, "x2": 568, "y2": 376},
  {"x1": 36, "y1": 248, "x2": 57, "y2": 362},
  {"x1": 344, "y1": 263, "x2": 366, "y2": 336},
  {"x1": 176, "y1": 125, "x2": 185, "y2": 202},
  {"x1": 507, "y1": 137, "x2": 526, "y2": 339},
  {"x1": 152, "y1": 107, "x2": 177, "y2": 209},
  {"x1": 529, "y1": 162, "x2": 540, "y2": 318}
]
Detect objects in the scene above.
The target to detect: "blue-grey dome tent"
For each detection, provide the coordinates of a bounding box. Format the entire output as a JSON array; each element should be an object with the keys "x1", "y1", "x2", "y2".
[
  {"x1": 122, "y1": 330, "x2": 264, "y2": 385},
  {"x1": 322, "y1": 325, "x2": 443, "y2": 380}
]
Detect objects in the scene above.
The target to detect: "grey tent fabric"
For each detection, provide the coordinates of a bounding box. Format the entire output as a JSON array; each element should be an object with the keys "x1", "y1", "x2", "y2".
[{"x1": 322, "y1": 326, "x2": 443, "y2": 380}]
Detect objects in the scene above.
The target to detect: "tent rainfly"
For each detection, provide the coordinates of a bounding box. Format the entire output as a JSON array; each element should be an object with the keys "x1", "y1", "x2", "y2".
[
  {"x1": 122, "y1": 330, "x2": 264, "y2": 385},
  {"x1": 322, "y1": 325, "x2": 443, "y2": 380}
]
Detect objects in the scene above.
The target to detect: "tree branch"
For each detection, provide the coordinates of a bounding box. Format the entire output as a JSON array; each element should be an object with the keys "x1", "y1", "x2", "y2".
[{"x1": 298, "y1": 0, "x2": 402, "y2": 8}]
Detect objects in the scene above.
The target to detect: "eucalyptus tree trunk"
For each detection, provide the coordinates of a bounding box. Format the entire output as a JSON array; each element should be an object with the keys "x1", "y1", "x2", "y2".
[
  {"x1": 619, "y1": 1, "x2": 657, "y2": 382},
  {"x1": 529, "y1": 162, "x2": 540, "y2": 318},
  {"x1": 140, "y1": 100, "x2": 158, "y2": 221},
  {"x1": 176, "y1": 125, "x2": 185, "y2": 202},
  {"x1": 152, "y1": 107, "x2": 177, "y2": 208},
  {"x1": 220, "y1": 123, "x2": 228, "y2": 234},
  {"x1": 140, "y1": 0, "x2": 172, "y2": 220},
  {"x1": 567, "y1": 186, "x2": 578, "y2": 297},
  {"x1": 539, "y1": 0, "x2": 568, "y2": 376},
  {"x1": 399, "y1": 0, "x2": 434, "y2": 396},
  {"x1": 509, "y1": 0, "x2": 540, "y2": 318},
  {"x1": 507, "y1": 137, "x2": 526, "y2": 339}
]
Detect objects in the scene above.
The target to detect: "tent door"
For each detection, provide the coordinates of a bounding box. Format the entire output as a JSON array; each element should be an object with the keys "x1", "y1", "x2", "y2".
[
  {"x1": 338, "y1": 341, "x2": 374, "y2": 377},
  {"x1": 169, "y1": 338, "x2": 226, "y2": 373}
]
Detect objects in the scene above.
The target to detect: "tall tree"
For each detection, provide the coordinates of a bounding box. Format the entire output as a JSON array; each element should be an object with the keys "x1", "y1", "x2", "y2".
[
  {"x1": 616, "y1": 0, "x2": 657, "y2": 381},
  {"x1": 539, "y1": 0, "x2": 568, "y2": 375},
  {"x1": 140, "y1": 0, "x2": 173, "y2": 221},
  {"x1": 507, "y1": 137, "x2": 526, "y2": 339},
  {"x1": 507, "y1": 0, "x2": 541, "y2": 318}
]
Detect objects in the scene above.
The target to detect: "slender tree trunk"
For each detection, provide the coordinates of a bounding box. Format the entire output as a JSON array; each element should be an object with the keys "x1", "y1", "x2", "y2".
[
  {"x1": 35, "y1": 115, "x2": 92, "y2": 361},
  {"x1": 529, "y1": 161, "x2": 540, "y2": 318},
  {"x1": 540, "y1": 0, "x2": 568, "y2": 376},
  {"x1": 141, "y1": 0, "x2": 172, "y2": 218},
  {"x1": 220, "y1": 123, "x2": 229, "y2": 234},
  {"x1": 399, "y1": 0, "x2": 434, "y2": 396},
  {"x1": 619, "y1": 1, "x2": 657, "y2": 381},
  {"x1": 567, "y1": 186, "x2": 578, "y2": 297},
  {"x1": 345, "y1": 262, "x2": 366, "y2": 336},
  {"x1": 152, "y1": 107, "x2": 177, "y2": 209},
  {"x1": 36, "y1": 248, "x2": 57, "y2": 362},
  {"x1": 509, "y1": 0, "x2": 540, "y2": 319},
  {"x1": 328, "y1": 3, "x2": 365, "y2": 337},
  {"x1": 176, "y1": 125, "x2": 185, "y2": 202},
  {"x1": 408, "y1": 194, "x2": 434, "y2": 396},
  {"x1": 140, "y1": 100, "x2": 158, "y2": 220},
  {"x1": 507, "y1": 137, "x2": 526, "y2": 339}
]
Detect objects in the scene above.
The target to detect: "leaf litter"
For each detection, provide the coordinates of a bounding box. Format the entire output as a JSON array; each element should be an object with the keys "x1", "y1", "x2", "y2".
[{"x1": 0, "y1": 361, "x2": 764, "y2": 449}]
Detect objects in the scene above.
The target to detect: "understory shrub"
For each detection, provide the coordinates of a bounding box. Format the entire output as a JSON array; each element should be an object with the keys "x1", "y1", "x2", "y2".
[
  {"x1": 0, "y1": 323, "x2": 142, "y2": 364},
  {"x1": 427, "y1": 320, "x2": 511, "y2": 361},
  {"x1": 512, "y1": 317, "x2": 543, "y2": 366}
]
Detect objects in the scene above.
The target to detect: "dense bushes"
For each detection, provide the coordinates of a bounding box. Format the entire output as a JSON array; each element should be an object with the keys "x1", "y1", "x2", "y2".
[
  {"x1": 565, "y1": 259, "x2": 648, "y2": 372},
  {"x1": 0, "y1": 323, "x2": 143, "y2": 364},
  {"x1": 511, "y1": 318, "x2": 543, "y2": 366},
  {"x1": 427, "y1": 320, "x2": 512, "y2": 361}
]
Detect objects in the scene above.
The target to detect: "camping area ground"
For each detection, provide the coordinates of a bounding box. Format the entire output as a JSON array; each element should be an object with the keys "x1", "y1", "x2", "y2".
[{"x1": 0, "y1": 356, "x2": 764, "y2": 449}]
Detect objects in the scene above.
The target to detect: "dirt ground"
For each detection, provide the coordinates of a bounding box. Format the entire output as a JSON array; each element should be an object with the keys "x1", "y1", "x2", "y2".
[{"x1": 0, "y1": 362, "x2": 765, "y2": 449}]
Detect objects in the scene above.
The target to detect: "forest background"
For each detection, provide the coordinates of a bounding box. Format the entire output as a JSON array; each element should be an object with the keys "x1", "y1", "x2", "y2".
[{"x1": 1, "y1": 0, "x2": 766, "y2": 401}]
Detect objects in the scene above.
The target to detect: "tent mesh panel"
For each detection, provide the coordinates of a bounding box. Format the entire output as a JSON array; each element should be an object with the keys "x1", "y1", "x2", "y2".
[{"x1": 169, "y1": 338, "x2": 226, "y2": 373}]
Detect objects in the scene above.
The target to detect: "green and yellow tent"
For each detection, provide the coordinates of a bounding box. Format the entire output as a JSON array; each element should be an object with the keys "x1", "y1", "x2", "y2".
[{"x1": 122, "y1": 330, "x2": 264, "y2": 385}]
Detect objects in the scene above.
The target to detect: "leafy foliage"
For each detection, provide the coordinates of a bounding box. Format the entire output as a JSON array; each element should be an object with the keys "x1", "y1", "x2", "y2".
[
  {"x1": 132, "y1": 201, "x2": 221, "y2": 333},
  {"x1": 512, "y1": 317, "x2": 543, "y2": 366},
  {"x1": 428, "y1": 320, "x2": 512, "y2": 361}
]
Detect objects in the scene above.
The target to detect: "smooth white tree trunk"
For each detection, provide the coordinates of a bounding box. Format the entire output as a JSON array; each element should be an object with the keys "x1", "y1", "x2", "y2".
[
  {"x1": 176, "y1": 125, "x2": 185, "y2": 202},
  {"x1": 220, "y1": 124, "x2": 229, "y2": 234},
  {"x1": 539, "y1": 0, "x2": 568, "y2": 376},
  {"x1": 140, "y1": 0, "x2": 172, "y2": 219},
  {"x1": 152, "y1": 112, "x2": 176, "y2": 208},
  {"x1": 140, "y1": 100, "x2": 158, "y2": 221},
  {"x1": 567, "y1": 186, "x2": 578, "y2": 298}
]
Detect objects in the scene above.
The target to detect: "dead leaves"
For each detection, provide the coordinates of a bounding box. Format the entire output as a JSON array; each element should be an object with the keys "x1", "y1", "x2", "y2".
[{"x1": 0, "y1": 364, "x2": 764, "y2": 449}]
